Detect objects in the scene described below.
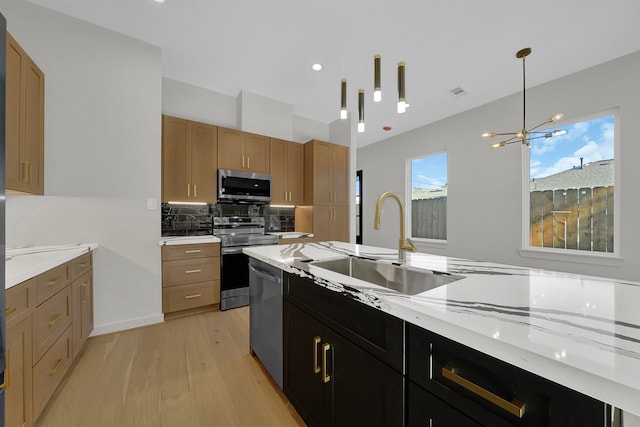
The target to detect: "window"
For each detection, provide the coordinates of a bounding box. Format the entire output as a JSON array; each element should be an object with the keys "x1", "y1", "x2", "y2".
[
  {"x1": 528, "y1": 114, "x2": 615, "y2": 253},
  {"x1": 410, "y1": 152, "x2": 447, "y2": 240}
]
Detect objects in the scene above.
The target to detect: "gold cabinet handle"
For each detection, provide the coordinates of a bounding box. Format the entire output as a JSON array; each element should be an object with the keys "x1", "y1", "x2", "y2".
[
  {"x1": 6, "y1": 306, "x2": 17, "y2": 316},
  {"x1": 81, "y1": 282, "x2": 89, "y2": 303},
  {"x1": 184, "y1": 293, "x2": 202, "y2": 300},
  {"x1": 48, "y1": 312, "x2": 64, "y2": 326},
  {"x1": 247, "y1": 157, "x2": 250, "y2": 169},
  {"x1": 288, "y1": 191, "x2": 292, "y2": 201},
  {"x1": 242, "y1": 156, "x2": 245, "y2": 168},
  {"x1": 313, "y1": 336, "x2": 321, "y2": 374},
  {"x1": 187, "y1": 183, "x2": 191, "y2": 198},
  {"x1": 441, "y1": 365, "x2": 526, "y2": 418},
  {"x1": 184, "y1": 249, "x2": 202, "y2": 254},
  {"x1": 322, "y1": 343, "x2": 331, "y2": 383},
  {"x1": 21, "y1": 161, "x2": 28, "y2": 183},
  {"x1": 47, "y1": 276, "x2": 64, "y2": 286},
  {"x1": 184, "y1": 269, "x2": 202, "y2": 274},
  {"x1": 49, "y1": 358, "x2": 64, "y2": 376},
  {"x1": 78, "y1": 262, "x2": 89, "y2": 268},
  {"x1": 0, "y1": 350, "x2": 9, "y2": 389},
  {"x1": 194, "y1": 184, "x2": 197, "y2": 198}
]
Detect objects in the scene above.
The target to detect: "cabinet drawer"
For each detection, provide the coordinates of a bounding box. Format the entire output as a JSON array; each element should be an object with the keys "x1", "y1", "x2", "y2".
[
  {"x1": 69, "y1": 252, "x2": 92, "y2": 281},
  {"x1": 162, "y1": 257, "x2": 218, "y2": 287},
  {"x1": 407, "y1": 324, "x2": 609, "y2": 427},
  {"x1": 33, "y1": 285, "x2": 72, "y2": 364},
  {"x1": 6, "y1": 278, "x2": 35, "y2": 328},
  {"x1": 162, "y1": 243, "x2": 220, "y2": 261},
  {"x1": 33, "y1": 326, "x2": 72, "y2": 419},
  {"x1": 35, "y1": 263, "x2": 70, "y2": 306},
  {"x1": 162, "y1": 281, "x2": 219, "y2": 313}
]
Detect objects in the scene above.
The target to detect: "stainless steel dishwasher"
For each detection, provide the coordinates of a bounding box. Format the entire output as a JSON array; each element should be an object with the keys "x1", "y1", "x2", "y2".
[{"x1": 248, "y1": 257, "x2": 283, "y2": 388}]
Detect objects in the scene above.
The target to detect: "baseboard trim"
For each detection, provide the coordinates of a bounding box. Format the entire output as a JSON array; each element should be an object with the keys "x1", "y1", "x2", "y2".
[{"x1": 91, "y1": 313, "x2": 164, "y2": 336}]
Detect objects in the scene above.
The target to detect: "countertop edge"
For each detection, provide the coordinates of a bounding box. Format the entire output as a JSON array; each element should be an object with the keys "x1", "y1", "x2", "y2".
[{"x1": 6, "y1": 243, "x2": 99, "y2": 289}]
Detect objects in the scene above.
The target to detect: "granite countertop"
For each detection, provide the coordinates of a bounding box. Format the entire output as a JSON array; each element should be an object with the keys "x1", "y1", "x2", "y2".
[
  {"x1": 267, "y1": 232, "x2": 314, "y2": 239},
  {"x1": 6, "y1": 243, "x2": 99, "y2": 289},
  {"x1": 244, "y1": 241, "x2": 640, "y2": 417},
  {"x1": 158, "y1": 235, "x2": 221, "y2": 246}
]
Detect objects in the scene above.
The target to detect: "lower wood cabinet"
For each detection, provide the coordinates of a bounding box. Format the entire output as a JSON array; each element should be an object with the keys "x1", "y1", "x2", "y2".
[
  {"x1": 283, "y1": 272, "x2": 404, "y2": 427},
  {"x1": 161, "y1": 243, "x2": 221, "y2": 314},
  {"x1": 5, "y1": 252, "x2": 94, "y2": 426}
]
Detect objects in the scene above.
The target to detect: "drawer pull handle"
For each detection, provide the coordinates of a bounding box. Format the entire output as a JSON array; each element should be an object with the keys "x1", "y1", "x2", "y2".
[
  {"x1": 47, "y1": 276, "x2": 64, "y2": 286},
  {"x1": 313, "y1": 336, "x2": 321, "y2": 374},
  {"x1": 6, "y1": 306, "x2": 17, "y2": 316},
  {"x1": 81, "y1": 282, "x2": 89, "y2": 303},
  {"x1": 184, "y1": 250, "x2": 202, "y2": 254},
  {"x1": 78, "y1": 262, "x2": 88, "y2": 267},
  {"x1": 441, "y1": 365, "x2": 526, "y2": 418},
  {"x1": 322, "y1": 343, "x2": 331, "y2": 383},
  {"x1": 184, "y1": 294, "x2": 202, "y2": 300},
  {"x1": 184, "y1": 269, "x2": 202, "y2": 274},
  {"x1": 0, "y1": 350, "x2": 9, "y2": 389},
  {"x1": 48, "y1": 312, "x2": 64, "y2": 326},
  {"x1": 49, "y1": 358, "x2": 64, "y2": 376}
]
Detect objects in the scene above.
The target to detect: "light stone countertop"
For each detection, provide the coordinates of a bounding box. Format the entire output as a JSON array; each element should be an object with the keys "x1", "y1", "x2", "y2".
[
  {"x1": 244, "y1": 241, "x2": 640, "y2": 417},
  {"x1": 6, "y1": 243, "x2": 99, "y2": 289}
]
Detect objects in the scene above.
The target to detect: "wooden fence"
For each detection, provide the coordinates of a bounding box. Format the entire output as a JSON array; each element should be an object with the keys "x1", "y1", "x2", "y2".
[
  {"x1": 530, "y1": 186, "x2": 614, "y2": 253},
  {"x1": 411, "y1": 197, "x2": 447, "y2": 240}
]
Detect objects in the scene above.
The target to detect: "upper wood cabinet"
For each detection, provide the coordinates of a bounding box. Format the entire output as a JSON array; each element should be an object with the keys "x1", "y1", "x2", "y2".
[
  {"x1": 270, "y1": 138, "x2": 304, "y2": 205},
  {"x1": 218, "y1": 127, "x2": 270, "y2": 174},
  {"x1": 162, "y1": 115, "x2": 218, "y2": 203},
  {"x1": 304, "y1": 139, "x2": 349, "y2": 206},
  {"x1": 6, "y1": 32, "x2": 45, "y2": 195}
]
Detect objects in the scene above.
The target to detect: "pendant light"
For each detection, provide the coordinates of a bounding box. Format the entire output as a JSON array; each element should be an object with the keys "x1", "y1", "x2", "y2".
[
  {"x1": 358, "y1": 89, "x2": 365, "y2": 133},
  {"x1": 373, "y1": 54, "x2": 382, "y2": 102},
  {"x1": 340, "y1": 79, "x2": 348, "y2": 120},
  {"x1": 397, "y1": 61, "x2": 407, "y2": 114},
  {"x1": 482, "y1": 48, "x2": 567, "y2": 148}
]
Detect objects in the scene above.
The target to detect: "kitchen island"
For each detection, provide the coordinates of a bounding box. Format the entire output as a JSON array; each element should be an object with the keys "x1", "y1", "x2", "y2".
[{"x1": 244, "y1": 241, "x2": 640, "y2": 424}]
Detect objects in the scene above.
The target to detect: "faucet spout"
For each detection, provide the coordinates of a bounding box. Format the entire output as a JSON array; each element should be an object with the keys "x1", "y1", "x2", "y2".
[{"x1": 374, "y1": 191, "x2": 416, "y2": 262}]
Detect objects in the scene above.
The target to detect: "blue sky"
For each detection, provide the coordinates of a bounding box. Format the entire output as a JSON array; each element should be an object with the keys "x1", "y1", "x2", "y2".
[
  {"x1": 410, "y1": 114, "x2": 614, "y2": 190},
  {"x1": 530, "y1": 114, "x2": 614, "y2": 179}
]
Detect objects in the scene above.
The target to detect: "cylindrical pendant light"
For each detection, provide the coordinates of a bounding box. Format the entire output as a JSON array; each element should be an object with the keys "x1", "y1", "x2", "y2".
[
  {"x1": 397, "y1": 61, "x2": 406, "y2": 114},
  {"x1": 340, "y1": 79, "x2": 348, "y2": 120},
  {"x1": 373, "y1": 54, "x2": 381, "y2": 102},
  {"x1": 358, "y1": 89, "x2": 365, "y2": 133}
]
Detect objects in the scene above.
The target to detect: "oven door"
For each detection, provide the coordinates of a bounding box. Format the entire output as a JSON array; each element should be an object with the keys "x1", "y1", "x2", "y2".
[{"x1": 219, "y1": 246, "x2": 251, "y2": 310}]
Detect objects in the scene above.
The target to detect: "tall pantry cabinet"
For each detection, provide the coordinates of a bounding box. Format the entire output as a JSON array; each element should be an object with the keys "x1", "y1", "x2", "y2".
[
  {"x1": 301, "y1": 140, "x2": 349, "y2": 242},
  {"x1": 6, "y1": 32, "x2": 45, "y2": 195}
]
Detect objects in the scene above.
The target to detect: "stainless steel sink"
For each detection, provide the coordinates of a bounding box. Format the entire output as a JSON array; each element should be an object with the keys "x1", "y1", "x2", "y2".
[{"x1": 309, "y1": 257, "x2": 462, "y2": 295}]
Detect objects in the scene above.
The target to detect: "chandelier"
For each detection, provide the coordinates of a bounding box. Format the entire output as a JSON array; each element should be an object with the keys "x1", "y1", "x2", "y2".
[{"x1": 482, "y1": 47, "x2": 566, "y2": 148}]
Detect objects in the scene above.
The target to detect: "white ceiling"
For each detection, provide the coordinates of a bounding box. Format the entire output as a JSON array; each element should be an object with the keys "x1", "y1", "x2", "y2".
[{"x1": 27, "y1": 0, "x2": 640, "y2": 147}]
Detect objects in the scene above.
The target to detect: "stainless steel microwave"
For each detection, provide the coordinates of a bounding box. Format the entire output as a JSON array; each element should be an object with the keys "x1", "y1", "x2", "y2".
[{"x1": 217, "y1": 169, "x2": 272, "y2": 204}]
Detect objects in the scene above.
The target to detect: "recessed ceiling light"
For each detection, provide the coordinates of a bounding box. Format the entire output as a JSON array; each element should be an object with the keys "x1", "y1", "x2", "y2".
[
  {"x1": 311, "y1": 63, "x2": 323, "y2": 72},
  {"x1": 154, "y1": 0, "x2": 165, "y2": 3}
]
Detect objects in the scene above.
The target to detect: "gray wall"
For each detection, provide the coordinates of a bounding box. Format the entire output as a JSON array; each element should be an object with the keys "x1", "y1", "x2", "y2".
[
  {"x1": 2, "y1": 0, "x2": 164, "y2": 334},
  {"x1": 358, "y1": 50, "x2": 640, "y2": 281}
]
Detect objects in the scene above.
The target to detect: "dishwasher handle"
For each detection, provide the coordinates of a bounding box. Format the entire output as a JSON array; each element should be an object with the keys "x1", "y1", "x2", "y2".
[{"x1": 249, "y1": 263, "x2": 282, "y2": 284}]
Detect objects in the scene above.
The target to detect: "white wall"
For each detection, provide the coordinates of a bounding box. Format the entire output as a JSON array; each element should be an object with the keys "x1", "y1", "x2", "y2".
[
  {"x1": 358, "y1": 50, "x2": 640, "y2": 281},
  {"x1": 1, "y1": 0, "x2": 164, "y2": 334}
]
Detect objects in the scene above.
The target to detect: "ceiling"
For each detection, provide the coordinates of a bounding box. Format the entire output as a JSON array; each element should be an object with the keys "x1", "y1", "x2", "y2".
[{"x1": 27, "y1": 0, "x2": 640, "y2": 147}]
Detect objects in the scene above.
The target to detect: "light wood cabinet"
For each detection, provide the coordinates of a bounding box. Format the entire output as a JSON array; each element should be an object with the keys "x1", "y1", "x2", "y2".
[
  {"x1": 218, "y1": 127, "x2": 270, "y2": 174},
  {"x1": 270, "y1": 138, "x2": 304, "y2": 205},
  {"x1": 71, "y1": 253, "x2": 93, "y2": 360},
  {"x1": 6, "y1": 32, "x2": 45, "y2": 195},
  {"x1": 162, "y1": 115, "x2": 218, "y2": 203},
  {"x1": 5, "y1": 280, "x2": 35, "y2": 427},
  {"x1": 301, "y1": 140, "x2": 349, "y2": 242},
  {"x1": 5, "y1": 252, "x2": 94, "y2": 425},
  {"x1": 304, "y1": 140, "x2": 349, "y2": 207},
  {"x1": 161, "y1": 243, "x2": 221, "y2": 314}
]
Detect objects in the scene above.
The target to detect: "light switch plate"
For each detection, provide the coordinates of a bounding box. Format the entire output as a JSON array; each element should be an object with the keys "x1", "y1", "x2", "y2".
[{"x1": 147, "y1": 197, "x2": 158, "y2": 210}]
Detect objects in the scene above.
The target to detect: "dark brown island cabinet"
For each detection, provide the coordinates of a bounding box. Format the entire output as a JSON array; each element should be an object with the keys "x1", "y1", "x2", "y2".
[{"x1": 281, "y1": 271, "x2": 613, "y2": 427}]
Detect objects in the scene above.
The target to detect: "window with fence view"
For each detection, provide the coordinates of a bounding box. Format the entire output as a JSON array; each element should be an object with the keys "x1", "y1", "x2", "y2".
[
  {"x1": 529, "y1": 114, "x2": 615, "y2": 253},
  {"x1": 411, "y1": 152, "x2": 447, "y2": 240}
]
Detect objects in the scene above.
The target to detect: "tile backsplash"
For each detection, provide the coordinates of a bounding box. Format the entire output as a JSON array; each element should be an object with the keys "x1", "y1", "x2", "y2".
[{"x1": 263, "y1": 206, "x2": 295, "y2": 232}]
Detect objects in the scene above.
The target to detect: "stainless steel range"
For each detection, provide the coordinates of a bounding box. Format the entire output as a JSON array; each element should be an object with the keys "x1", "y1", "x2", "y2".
[{"x1": 214, "y1": 216, "x2": 278, "y2": 310}]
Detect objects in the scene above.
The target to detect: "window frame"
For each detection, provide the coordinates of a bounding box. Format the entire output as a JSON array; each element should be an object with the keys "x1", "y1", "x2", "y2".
[
  {"x1": 519, "y1": 109, "x2": 621, "y2": 265},
  {"x1": 406, "y1": 149, "x2": 449, "y2": 244}
]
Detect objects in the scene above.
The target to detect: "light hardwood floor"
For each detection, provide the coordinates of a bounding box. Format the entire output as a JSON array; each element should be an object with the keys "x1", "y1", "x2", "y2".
[{"x1": 35, "y1": 307, "x2": 306, "y2": 427}]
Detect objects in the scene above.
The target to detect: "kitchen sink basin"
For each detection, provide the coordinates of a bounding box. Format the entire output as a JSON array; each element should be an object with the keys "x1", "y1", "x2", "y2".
[{"x1": 309, "y1": 257, "x2": 462, "y2": 295}]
